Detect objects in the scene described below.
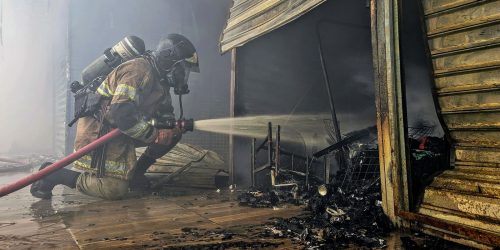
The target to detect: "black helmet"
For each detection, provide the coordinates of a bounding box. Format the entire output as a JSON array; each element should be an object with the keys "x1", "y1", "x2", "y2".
[{"x1": 153, "y1": 34, "x2": 199, "y2": 74}]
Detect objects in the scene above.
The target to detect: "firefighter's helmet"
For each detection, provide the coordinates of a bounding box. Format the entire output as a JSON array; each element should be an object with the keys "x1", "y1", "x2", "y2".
[{"x1": 153, "y1": 34, "x2": 199, "y2": 74}]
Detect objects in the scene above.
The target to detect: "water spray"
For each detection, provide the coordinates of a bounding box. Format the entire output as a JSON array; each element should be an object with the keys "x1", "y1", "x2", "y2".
[{"x1": 193, "y1": 114, "x2": 331, "y2": 145}]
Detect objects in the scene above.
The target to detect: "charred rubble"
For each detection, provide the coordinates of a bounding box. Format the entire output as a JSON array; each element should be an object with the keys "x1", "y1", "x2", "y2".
[
  {"x1": 239, "y1": 172, "x2": 391, "y2": 248},
  {"x1": 237, "y1": 123, "x2": 447, "y2": 248}
]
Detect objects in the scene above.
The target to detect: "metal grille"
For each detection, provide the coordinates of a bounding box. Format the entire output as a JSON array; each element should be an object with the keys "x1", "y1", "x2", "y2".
[
  {"x1": 340, "y1": 147, "x2": 380, "y2": 191},
  {"x1": 337, "y1": 136, "x2": 380, "y2": 192},
  {"x1": 408, "y1": 125, "x2": 434, "y2": 140}
]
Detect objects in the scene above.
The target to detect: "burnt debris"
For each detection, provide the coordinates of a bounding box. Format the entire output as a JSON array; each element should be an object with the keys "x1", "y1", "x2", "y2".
[
  {"x1": 239, "y1": 174, "x2": 392, "y2": 249},
  {"x1": 238, "y1": 188, "x2": 280, "y2": 208},
  {"x1": 236, "y1": 123, "x2": 448, "y2": 248},
  {"x1": 238, "y1": 150, "x2": 390, "y2": 248}
]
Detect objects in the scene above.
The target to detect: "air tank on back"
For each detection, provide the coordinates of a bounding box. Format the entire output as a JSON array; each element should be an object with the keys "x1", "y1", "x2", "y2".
[{"x1": 81, "y1": 36, "x2": 145, "y2": 89}]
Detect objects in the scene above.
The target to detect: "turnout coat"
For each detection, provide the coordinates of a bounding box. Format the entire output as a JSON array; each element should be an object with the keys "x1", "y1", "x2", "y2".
[{"x1": 74, "y1": 57, "x2": 174, "y2": 180}]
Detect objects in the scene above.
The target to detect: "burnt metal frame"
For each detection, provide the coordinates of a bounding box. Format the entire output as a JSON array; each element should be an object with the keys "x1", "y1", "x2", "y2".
[
  {"x1": 316, "y1": 19, "x2": 352, "y2": 176},
  {"x1": 250, "y1": 122, "x2": 313, "y2": 188}
]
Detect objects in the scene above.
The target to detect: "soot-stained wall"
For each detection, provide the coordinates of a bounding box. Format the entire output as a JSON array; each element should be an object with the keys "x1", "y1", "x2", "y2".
[{"x1": 233, "y1": 0, "x2": 375, "y2": 186}]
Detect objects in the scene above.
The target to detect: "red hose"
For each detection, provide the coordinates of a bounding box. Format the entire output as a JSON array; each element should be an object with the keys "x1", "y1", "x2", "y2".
[{"x1": 0, "y1": 128, "x2": 123, "y2": 197}]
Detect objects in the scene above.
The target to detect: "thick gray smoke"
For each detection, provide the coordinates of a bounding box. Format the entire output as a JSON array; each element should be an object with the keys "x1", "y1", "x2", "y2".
[
  {"x1": 0, "y1": 0, "x2": 69, "y2": 155},
  {"x1": 0, "y1": 0, "x2": 442, "y2": 159},
  {"x1": 0, "y1": 0, "x2": 232, "y2": 157}
]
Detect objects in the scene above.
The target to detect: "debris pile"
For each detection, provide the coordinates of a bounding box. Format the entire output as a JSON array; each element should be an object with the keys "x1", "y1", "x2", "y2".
[
  {"x1": 262, "y1": 179, "x2": 391, "y2": 248},
  {"x1": 235, "y1": 123, "x2": 447, "y2": 248},
  {"x1": 238, "y1": 189, "x2": 280, "y2": 208},
  {"x1": 237, "y1": 167, "x2": 391, "y2": 248},
  {"x1": 238, "y1": 170, "x2": 322, "y2": 208}
]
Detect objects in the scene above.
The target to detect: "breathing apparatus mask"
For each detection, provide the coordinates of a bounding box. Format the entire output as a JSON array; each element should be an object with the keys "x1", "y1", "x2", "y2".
[
  {"x1": 166, "y1": 59, "x2": 195, "y2": 95},
  {"x1": 152, "y1": 35, "x2": 198, "y2": 92},
  {"x1": 151, "y1": 34, "x2": 199, "y2": 119}
]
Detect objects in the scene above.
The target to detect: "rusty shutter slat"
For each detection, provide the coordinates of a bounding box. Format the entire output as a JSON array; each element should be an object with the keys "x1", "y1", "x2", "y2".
[
  {"x1": 425, "y1": 1, "x2": 500, "y2": 37},
  {"x1": 428, "y1": 23, "x2": 500, "y2": 56},
  {"x1": 419, "y1": 0, "x2": 500, "y2": 245},
  {"x1": 422, "y1": 0, "x2": 483, "y2": 15},
  {"x1": 219, "y1": 0, "x2": 325, "y2": 53}
]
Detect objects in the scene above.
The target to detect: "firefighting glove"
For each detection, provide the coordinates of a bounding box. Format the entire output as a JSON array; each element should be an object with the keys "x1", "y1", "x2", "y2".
[{"x1": 154, "y1": 128, "x2": 182, "y2": 146}]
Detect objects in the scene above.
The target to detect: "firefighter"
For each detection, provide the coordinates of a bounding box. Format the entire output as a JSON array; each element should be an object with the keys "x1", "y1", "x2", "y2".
[{"x1": 30, "y1": 34, "x2": 198, "y2": 200}]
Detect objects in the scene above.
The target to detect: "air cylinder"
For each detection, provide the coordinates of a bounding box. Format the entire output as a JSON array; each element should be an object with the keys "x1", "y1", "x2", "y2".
[{"x1": 81, "y1": 36, "x2": 145, "y2": 86}]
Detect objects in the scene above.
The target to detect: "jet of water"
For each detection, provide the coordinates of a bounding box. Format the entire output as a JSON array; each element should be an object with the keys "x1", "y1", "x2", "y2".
[{"x1": 194, "y1": 114, "x2": 332, "y2": 146}]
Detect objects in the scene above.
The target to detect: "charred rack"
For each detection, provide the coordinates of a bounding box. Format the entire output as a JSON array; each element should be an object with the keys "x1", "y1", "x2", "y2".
[{"x1": 251, "y1": 122, "x2": 328, "y2": 189}]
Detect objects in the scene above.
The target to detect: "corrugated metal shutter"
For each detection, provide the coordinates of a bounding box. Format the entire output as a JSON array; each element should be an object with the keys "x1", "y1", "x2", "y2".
[
  {"x1": 53, "y1": 68, "x2": 68, "y2": 157},
  {"x1": 52, "y1": 2, "x2": 70, "y2": 157},
  {"x1": 419, "y1": 0, "x2": 500, "y2": 239},
  {"x1": 219, "y1": 0, "x2": 325, "y2": 53}
]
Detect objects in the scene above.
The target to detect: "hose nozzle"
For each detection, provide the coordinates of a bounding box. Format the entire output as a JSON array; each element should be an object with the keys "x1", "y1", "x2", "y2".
[
  {"x1": 177, "y1": 118, "x2": 194, "y2": 132},
  {"x1": 150, "y1": 117, "x2": 194, "y2": 132}
]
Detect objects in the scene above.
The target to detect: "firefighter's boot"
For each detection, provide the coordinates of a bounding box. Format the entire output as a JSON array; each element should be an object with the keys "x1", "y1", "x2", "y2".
[
  {"x1": 30, "y1": 162, "x2": 81, "y2": 199},
  {"x1": 129, "y1": 155, "x2": 156, "y2": 190}
]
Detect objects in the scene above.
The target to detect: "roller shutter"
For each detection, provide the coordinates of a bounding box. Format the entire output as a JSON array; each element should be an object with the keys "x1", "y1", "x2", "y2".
[
  {"x1": 219, "y1": 0, "x2": 325, "y2": 53},
  {"x1": 419, "y1": 0, "x2": 500, "y2": 243}
]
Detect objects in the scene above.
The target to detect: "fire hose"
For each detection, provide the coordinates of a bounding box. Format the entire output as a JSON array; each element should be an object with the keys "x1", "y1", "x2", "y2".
[
  {"x1": 0, "y1": 129, "x2": 122, "y2": 197},
  {"x1": 0, "y1": 118, "x2": 194, "y2": 198}
]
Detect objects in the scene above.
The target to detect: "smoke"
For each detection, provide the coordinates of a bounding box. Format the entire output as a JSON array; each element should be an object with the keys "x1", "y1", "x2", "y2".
[
  {"x1": 400, "y1": 0, "x2": 444, "y2": 137},
  {"x1": 0, "y1": 0, "x2": 232, "y2": 156},
  {"x1": 0, "y1": 0, "x2": 69, "y2": 155},
  {"x1": 0, "y1": 0, "x2": 443, "y2": 158},
  {"x1": 235, "y1": 0, "x2": 376, "y2": 137},
  {"x1": 0, "y1": 0, "x2": 3, "y2": 48}
]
